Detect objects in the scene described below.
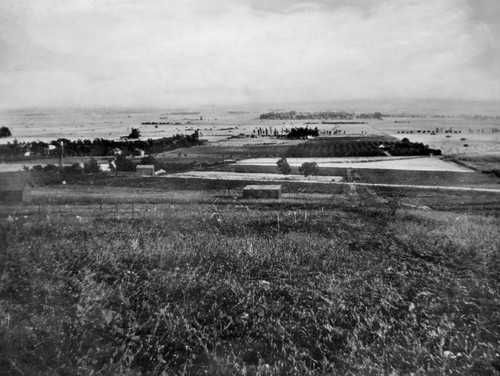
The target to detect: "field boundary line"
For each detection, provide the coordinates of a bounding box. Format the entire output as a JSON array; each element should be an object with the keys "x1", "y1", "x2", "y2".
[{"x1": 165, "y1": 174, "x2": 500, "y2": 194}]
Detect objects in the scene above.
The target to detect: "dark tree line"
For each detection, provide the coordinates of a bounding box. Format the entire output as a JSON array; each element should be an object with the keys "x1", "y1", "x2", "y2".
[
  {"x1": 0, "y1": 131, "x2": 202, "y2": 161},
  {"x1": 260, "y1": 111, "x2": 384, "y2": 120},
  {"x1": 287, "y1": 127, "x2": 319, "y2": 139}
]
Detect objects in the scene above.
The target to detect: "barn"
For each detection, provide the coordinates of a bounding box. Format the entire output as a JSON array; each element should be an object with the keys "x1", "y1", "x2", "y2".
[
  {"x1": 136, "y1": 165, "x2": 155, "y2": 176},
  {"x1": 243, "y1": 185, "x2": 282, "y2": 199},
  {"x1": 0, "y1": 172, "x2": 32, "y2": 203}
]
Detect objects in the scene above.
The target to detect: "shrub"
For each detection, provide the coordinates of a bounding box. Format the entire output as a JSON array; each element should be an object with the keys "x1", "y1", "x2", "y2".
[
  {"x1": 84, "y1": 158, "x2": 100, "y2": 173},
  {"x1": 276, "y1": 157, "x2": 291, "y2": 175},
  {"x1": 62, "y1": 163, "x2": 83, "y2": 174},
  {"x1": 43, "y1": 164, "x2": 59, "y2": 172},
  {"x1": 298, "y1": 161, "x2": 319, "y2": 177}
]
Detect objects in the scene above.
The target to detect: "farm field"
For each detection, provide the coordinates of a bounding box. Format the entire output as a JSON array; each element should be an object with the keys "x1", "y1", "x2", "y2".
[
  {"x1": 235, "y1": 157, "x2": 472, "y2": 172},
  {"x1": 1, "y1": 185, "x2": 500, "y2": 375}
]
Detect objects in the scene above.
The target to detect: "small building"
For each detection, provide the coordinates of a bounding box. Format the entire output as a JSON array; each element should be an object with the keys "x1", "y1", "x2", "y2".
[
  {"x1": 98, "y1": 162, "x2": 110, "y2": 172},
  {"x1": 134, "y1": 148, "x2": 145, "y2": 157},
  {"x1": 243, "y1": 185, "x2": 282, "y2": 199},
  {"x1": 0, "y1": 172, "x2": 32, "y2": 203},
  {"x1": 110, "y1": 147, "x2": 122, "y2": 156},
  {"x1": 136, "y1": 165, "x2": 155, "y2": 176}
]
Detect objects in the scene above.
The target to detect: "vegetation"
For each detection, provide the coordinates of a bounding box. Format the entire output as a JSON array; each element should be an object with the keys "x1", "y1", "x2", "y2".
[
  {"x1": 287, "y1": 127, "x2": 320, "y2": 140},
  {"x1": 0, "y1": 126, "x2": 11, "y2": 138},
  {"x1": 259, "y1": 111, "x2": 385, "y2": 120},
  {"x1": 1, "y1": 195, "x2": 499, "y2": 375},
  {"x1": 276, "y1": 157, "x2": 291, "y2": 175},
  {"x1": 115, "y1": 155, "x2": 136, "y2": 172},
  {"x1": 287, "y1": 139, "x2": 441, "y2": 158},
  {"x1": 0, "y1": 131, "x2": 202, "y2": 161},
  {"x1": 128, "y1": 128, "x2": 142, "y2": 139},
  {"x1": 299, "y1": 162, "x2": 319, "y2": 177}
]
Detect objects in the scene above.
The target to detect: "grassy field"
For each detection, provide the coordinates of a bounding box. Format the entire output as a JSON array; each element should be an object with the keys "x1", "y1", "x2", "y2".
[
  {"x1": 443, "y1": 154, "x2": 500, "y2": 173},
  {"x1": 1, "y1": 186, "x2": 500, "y2": 375}
]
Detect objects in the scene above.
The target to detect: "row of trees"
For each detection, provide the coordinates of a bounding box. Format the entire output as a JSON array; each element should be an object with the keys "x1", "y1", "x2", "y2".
[
  {"x1": 0, "y1": 131, "x2": 202, "y2": 161},
  {"x1": 260, "y1": 111, "x2": 384, "y2": 120},
  {"x1": 287, "y1": 127, "x2": 320, "y2": 139},
  {"x1": 29, "y1": 154, "x2": 184, "y2": 176}
]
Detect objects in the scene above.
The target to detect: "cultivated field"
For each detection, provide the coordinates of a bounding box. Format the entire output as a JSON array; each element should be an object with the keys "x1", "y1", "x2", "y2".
[{"x1": 235, "y1": 157, "x2": 472, "y2": 172}]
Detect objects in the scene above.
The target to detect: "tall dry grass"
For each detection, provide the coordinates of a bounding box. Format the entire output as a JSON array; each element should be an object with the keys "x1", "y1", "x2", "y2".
[{"x1": 1, "y1": 201, "x2": 499, "y2": 375}]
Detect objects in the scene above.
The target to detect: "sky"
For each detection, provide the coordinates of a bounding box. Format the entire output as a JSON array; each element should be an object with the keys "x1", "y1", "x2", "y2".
[{"x1": 0, "y1": 0, "x2": 499, "y2": 109}]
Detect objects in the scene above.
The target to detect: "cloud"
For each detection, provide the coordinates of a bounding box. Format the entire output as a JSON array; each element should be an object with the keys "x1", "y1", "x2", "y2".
[{"x1": 0, "y1": 0, "x2": 498, "y2": 108}]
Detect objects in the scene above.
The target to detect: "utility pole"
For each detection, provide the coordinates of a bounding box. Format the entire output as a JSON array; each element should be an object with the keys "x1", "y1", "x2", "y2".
[{"x1": 58, "y1": 140, "x2": 64, "y2": 168}]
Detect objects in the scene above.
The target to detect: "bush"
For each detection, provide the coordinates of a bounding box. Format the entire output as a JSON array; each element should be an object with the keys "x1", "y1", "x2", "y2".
[
  {"x1": 43, "y1": 164, "x2": 59, "y2": 172},
  {"x1": 84, "y1": 158, "x2": 100, "y2": 173},
  {"x1": 62, "y1": 163, "x2": 83, "y2": 174},
  {"x1": 276, "y1": 157, "x2": 291, "y2": 175},
  {"x1": 298, "y1": 161, "x2": 319, "y2": 177}
]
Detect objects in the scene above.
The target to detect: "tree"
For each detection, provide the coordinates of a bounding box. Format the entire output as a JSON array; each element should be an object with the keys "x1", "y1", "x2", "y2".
[
  {"x1": 276, "y1": 157, "x2": 291, "y2": 175},
  {"x1": 84, "y1": 158, "x2": 100, "y2": 173},
  {"x1": 298, "y1": 161, "x2": 319, "y2": 177},
  {"x1": 115, "y1": 155, "x2": 135, "y2": 172},
  {"x1": 140, "y1": 155, "x2": 163, "y2": 170},
  {"x1": 128, "y1": 128, "x2": 141, "y2": 139},
  {"x1": 0, "y1": 126, "x2": 11, "y2": 138}
]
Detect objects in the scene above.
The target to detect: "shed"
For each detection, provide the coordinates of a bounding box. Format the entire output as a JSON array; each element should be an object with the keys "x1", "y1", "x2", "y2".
[
  {"x1": 0, "y1": 172, "x2": 32, "y2": 203},
  {"x1": 243, "y1": 185, "x2": 282, "y2": 199},
  {"x1": 136, "y1": 165, "x2": 155, "y2": 176},
  {"x1": 98, "y1": 162, "x2": 110, "y2": 172}
]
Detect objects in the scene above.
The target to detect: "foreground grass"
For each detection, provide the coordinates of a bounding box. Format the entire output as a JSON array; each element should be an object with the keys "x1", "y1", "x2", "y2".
[{"x1": 1, "y1": 201, "x2": 499, "y2": 375}]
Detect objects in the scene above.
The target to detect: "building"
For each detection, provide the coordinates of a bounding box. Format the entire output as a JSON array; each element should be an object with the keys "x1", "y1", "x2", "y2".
[
  {"x1": 98, "y1": 162, "x2": 110, "y2": 172},
  {"x1": 243, "y1": 185, "x2": 282, "y2": 199},
  {"x1": 0, "y1": 172, "x2": 32, "y2": 203},
  {"x1": 110, "y1": 148, "x2": 122, "y2": 156},
  {"x1": 136, "y1": 165, "x2": 155, "y2": 176},
  {"x1": 134, "y1": 148, "x2": 145, "y2": 157}
]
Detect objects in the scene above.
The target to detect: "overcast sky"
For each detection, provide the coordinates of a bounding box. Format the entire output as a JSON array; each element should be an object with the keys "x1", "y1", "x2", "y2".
[{"x1": 1, "y1": 0, "x2": 499, "y2": 109}]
